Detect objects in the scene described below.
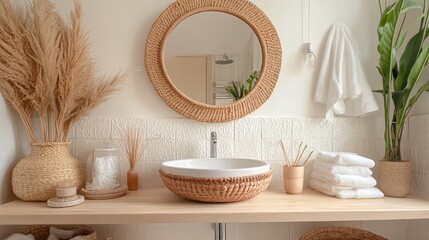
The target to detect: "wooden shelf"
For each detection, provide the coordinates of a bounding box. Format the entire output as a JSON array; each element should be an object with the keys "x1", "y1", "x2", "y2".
[{"x1": 0, "y1": 188, "x2": 429, "y2": 225}]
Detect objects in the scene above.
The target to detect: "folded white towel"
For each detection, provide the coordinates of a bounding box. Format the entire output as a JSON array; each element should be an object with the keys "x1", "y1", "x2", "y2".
[
  {"x1": 314, "y1": 22, "x2": 378, "y2": 121},
  {"x1": 337, "y1": 188, "x2": 384, "y2": 199},
  {"x1": 4, "y1": 234, "x2": 35, "y2": 240},
  {"x1": 309, "y1": 179, "x2": 353, "y2": 196},
  {"x1": 317, "y1": 151, "x2": 375, "y2": 168},
  {"x1": 311, "y1": 170, "x2": 377, "y2": 187},
  {"x1": 47, "y1": 234, "x2": 59, "y2": 240},
  {"x1": 310, "y1": 179, "x2": 384, "y2": 199},
  {"x1": 313, "y1": 160, "x2": 373, "y2": 177}
]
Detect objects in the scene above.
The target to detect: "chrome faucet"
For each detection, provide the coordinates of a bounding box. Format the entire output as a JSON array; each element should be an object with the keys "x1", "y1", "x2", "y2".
[{"x1": 210, "y1": 132, "x2": 217, "y2": 158}]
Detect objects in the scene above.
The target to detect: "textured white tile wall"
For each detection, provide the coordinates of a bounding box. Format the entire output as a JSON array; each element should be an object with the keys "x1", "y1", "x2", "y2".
[
  {"x1": 410, "y1": 115, "x2": 429, "y2": 200},
  {"x1": 60, "y1": 116, "x2": 429, "y2": 240},
  {"x1": 71, "y1": 117, "x2": 388, "y2": 190}
]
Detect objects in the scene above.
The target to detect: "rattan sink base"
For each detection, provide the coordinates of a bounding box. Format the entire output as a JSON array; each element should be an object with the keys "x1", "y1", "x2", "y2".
[{"x1": 159, "y1": 169, "x2": 272, "y2": 203}]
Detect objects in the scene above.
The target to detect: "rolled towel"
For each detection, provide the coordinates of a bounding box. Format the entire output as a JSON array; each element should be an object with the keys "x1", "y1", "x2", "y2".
[
  {"x1": 314, "y1": 160, "x2": 373, "y2": 177},
  {"x1": 47, "y1": 234, "x2": 59, "y2": 240},
  {"x1": 317, "y1": 151, "x2": 375, "y2": 168},
  {"x1": 336, "y1": 188, "x2": 384, "y2": 199},
  {"x1": 4, "y1": 234, "x2": 35, "y2": 240},
  {"x1": 50, "y1": 227, "x2": 74, "y2": 239},
  {"x1": 311, "y1": 170, "x2": 377, "y2": 187},
  {"x1": 309, "y1": 179, "x2": 353, "y2": 196}
]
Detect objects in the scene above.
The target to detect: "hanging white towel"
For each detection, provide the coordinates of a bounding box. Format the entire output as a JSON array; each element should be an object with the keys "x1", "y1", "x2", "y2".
[
  {"x1": 314, "y1": 22, "x2": 378, "y2": 121},
  {"x1": 317, "y1": 151, "x2": 375, "y2": 168}
]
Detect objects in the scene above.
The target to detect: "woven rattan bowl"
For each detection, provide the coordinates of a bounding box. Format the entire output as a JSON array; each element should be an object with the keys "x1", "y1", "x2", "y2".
[
  {"x1": 159, "y1": 169, "x2": 272, "y2": 202},
  {"x1": 299, "y1": 226, "x2": 388, "y2": 240}
]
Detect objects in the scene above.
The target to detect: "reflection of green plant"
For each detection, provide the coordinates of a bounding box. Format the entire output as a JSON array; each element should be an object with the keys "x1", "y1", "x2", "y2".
[{"x1": 225, "y1": 71, "x2": 259, "y2": 101}]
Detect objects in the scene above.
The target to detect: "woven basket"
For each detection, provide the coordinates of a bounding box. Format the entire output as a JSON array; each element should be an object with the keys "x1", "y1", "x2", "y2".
[
  {"x1": 12, "y1": 142, "x2": 85, "y2": 201},
  {"x1": 159, "y1": 169, "x2": 272, "y2": 202},
  {"x1": 22, "y1": 225, "x2": 96, "y2": 240},
  {"x1": 299, "y1": 226, "x2": 388, "y2": 240}
]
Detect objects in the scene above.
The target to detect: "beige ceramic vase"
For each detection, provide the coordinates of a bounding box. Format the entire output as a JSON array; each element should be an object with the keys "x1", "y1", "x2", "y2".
[
  {"x1": 283, "y1": 166, "x2": 304, "y2": 194},
  {"x1": 12, "y1": 142, "x2": 85, "y2": 201},
  {"x1": 378, "y1": 160, "x2": 412, "y2": 198}
]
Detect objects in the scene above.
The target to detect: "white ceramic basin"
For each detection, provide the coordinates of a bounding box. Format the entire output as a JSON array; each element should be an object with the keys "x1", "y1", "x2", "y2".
[{"x1": 160, "y1": 158, "x2": 270, "y2": 178}]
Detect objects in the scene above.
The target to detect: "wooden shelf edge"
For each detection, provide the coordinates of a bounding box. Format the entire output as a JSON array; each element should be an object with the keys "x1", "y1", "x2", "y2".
[{"x1": 0, "y1": 188, "x2": 428, "y2": 225}]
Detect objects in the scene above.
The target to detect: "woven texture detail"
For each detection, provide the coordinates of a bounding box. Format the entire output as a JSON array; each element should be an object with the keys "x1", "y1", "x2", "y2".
[
  {"x1": 159, "y1": 169, "x2": 272, "y2": 202},
  {"x1": 22, "y1": 225, "x2": 96, "y2": 240},
  {"x1": 378, "y1": 160, "x2": 412, "y2": 197},
  {"x1": 12, "y1": 143, "x2": 85, "y2": 201},
  {"x1": 145, "y1": 0, "x2": 282, "y2": 122},
  {"x1": 299, "y1": 227, "x2": 388, "y2": 240}
]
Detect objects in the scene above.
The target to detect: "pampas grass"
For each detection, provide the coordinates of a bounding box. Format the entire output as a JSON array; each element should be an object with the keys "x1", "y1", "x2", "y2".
[
  {"x1": 0, "y1": 0, "x2": 126, "y2": 143},
  {"x1": 125, "y1": 128, "x2": 144, "y2": 170}
]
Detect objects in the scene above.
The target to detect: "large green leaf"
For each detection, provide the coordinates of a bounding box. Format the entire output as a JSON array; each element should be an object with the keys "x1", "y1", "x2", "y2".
[
  {"x1": 377, "y1": 0, "x2": 406, "y2": 81},
  {"x1": 395, "y1": 28, "x2": 429, "y2": 91}
]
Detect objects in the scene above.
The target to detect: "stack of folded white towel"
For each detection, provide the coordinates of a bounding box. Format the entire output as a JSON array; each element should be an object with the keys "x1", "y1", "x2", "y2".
[
  {"x1": 4, "y1": 226, "x2": 86, "y2": 240},
  {"x1": 309, "y1": 151, "x2": 384, "y2": 199}
]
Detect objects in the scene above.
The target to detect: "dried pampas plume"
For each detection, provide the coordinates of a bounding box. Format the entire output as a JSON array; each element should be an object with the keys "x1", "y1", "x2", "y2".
[{"x1": 0, "y1": 0, "x2": 126, "y2": 143}]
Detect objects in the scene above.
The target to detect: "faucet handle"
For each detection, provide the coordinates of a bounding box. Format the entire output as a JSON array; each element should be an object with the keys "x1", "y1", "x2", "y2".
[{"x1": 211, "y1": 131, "x2": 217, "y2": 141}]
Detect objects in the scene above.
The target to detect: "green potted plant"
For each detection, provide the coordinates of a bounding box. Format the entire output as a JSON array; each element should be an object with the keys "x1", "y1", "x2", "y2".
[{"x1": 376, "y1": 0, "x2": 429, "y2": 197}]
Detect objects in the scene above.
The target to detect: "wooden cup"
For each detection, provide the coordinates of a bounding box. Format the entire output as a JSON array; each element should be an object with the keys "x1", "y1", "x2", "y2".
[{"x1": 283, "y1": 166, "x2": 304, "y2": 194}]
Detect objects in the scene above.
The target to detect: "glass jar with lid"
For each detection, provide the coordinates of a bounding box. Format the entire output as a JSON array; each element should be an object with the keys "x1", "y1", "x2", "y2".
[{"x1": 86, "y1": 142, "x2": 120, "y2": 191}]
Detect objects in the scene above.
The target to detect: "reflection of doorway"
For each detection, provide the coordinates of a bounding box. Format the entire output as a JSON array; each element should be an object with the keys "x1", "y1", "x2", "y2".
[{"x1": 165, "y1": 56, "x2": 213, "y2": 104}]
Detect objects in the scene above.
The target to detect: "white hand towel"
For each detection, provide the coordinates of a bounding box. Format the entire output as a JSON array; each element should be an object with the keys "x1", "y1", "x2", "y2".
[
  {"x1": 4, "y1": 234, "x2": 35, "y2": 240},
  {"x1": 314, "y1": 22, "x2": 378, "y2": 121},
  {"x1": 336, "y1": 188, "x2": 384, "y2": 199},
  {"x1": 47, "y1": 234, "x2": 59, "y2": 240},
  {"x1": 309, "y1": 179, "x2": 353, "y2": 196},
  {"x1": 50, "y1": 227, "x2": 74, "y2": 239},
  {"x1": 313, "y1": 160, "x2": 373, "y2": 177},
  {"x1": 311, "y1": 170, "x2": 377, "y2": 187},
  {"x1": 317, "y1": 151, "x2": 375, "y2": 168}
]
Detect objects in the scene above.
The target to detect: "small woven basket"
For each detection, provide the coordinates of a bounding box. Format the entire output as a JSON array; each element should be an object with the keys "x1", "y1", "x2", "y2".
[
  {"x1": 22, "y1": 225, "x2": 96, "y2": 240},
  {"x1": 159, "y1": 169, "x2": 272, "y2": 202},
  {"x1": 12, "y1": 142, "x2": 85, "y2": 201},
  {"x1": 299, "y1": 226, "x2": 388, "y2": 240}
]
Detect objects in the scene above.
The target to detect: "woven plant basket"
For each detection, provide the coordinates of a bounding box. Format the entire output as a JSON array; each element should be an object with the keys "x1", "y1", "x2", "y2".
[
  {"x1": 22, "y1": 225, "x2": 96, "y2": 240},
  {"x1": 12, "y1": 142, "x2": 85, "y2": 201},
  {"x1": 299, "y1": 226, "x2": 388, "y2": 240},
  {"x1": 159, "y1": 169, "x2": 272, "y2": 202}
]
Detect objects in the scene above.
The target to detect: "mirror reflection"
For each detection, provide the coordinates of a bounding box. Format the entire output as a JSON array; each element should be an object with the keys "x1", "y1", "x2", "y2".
[{"x1": 164, "y1": 12, "x2": 262, "y2": 105}]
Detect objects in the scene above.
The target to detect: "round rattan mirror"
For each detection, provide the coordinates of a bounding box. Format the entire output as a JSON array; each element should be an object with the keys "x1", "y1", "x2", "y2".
[{"x1": 145, "y1": 0, "x2": 282, "y2": 122}]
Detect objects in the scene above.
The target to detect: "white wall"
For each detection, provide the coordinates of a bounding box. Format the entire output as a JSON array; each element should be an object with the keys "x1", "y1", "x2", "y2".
[
  {"x1": 52, "y1": 0, "x2": 382, "y2": 119},
  {"x1": 0, "y1": 96, "x2": 25, "y2": 238}
]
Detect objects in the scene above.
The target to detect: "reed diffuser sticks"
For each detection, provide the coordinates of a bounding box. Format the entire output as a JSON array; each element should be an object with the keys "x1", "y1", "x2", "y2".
[
  {"x1": 125, "y1": 127, "x2": 144, "y2": 191},
  {"x1": 279, "y1": 140, "x2": 313, "y2": 167}
]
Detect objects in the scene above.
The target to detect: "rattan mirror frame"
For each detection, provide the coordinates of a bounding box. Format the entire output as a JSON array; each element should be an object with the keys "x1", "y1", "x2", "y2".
[{"x1": 145, "y1": 0, "x2": 282, "y2": 122}]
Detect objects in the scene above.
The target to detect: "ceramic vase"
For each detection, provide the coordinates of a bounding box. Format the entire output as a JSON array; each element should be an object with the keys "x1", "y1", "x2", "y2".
[
  {"x1": 283, "y1": 166, "x2": 304, "y2": 194},
  {"x1": 12, "y1": 142, "x2": 85, "y2": 201},
  {"x1": 378, "y1": 160, "x2": 412, "y2": 198}
]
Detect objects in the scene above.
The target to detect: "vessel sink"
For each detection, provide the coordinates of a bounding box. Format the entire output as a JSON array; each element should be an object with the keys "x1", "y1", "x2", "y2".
[
  {"x1": 159, "y1": 158, "x2": 272, "y2": 202},
  {"x1": 160, "y1": 158, "x2": 271, "y2": 178}
]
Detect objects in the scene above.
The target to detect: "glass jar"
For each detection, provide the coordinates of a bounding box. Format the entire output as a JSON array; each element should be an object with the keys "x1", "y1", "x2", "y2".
[{"x1": 86, "y1": 142, "x2": 120, "y2": 191}]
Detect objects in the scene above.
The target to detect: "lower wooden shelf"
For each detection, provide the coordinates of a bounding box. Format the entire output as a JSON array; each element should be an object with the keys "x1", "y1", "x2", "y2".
[{"x1": 0, "y1": 188, "x2": 428, "y2": 225}]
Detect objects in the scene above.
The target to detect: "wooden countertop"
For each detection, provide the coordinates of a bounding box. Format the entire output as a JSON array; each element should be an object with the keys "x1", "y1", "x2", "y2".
[{"x1": 0, "y1": 188, "x2": 428, "y2": 225}]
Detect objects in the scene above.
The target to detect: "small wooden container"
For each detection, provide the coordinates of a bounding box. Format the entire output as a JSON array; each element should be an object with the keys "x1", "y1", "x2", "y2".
[
  {"x1": 127, "y1": 168, "x2": 138, "y2": 191},
  {"x1": 283, "y1": 166, "x2": 304, "y2": 194}
]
